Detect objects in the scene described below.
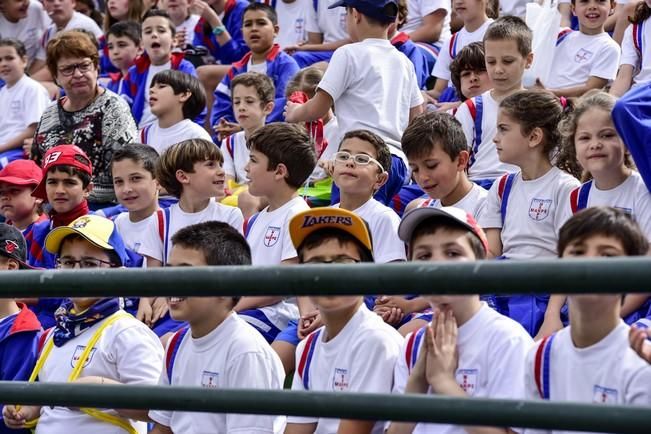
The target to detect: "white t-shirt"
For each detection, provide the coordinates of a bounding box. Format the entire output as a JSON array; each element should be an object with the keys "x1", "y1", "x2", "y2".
[
  {"x1": 139, "y1": 201, "x2": 244, "y2": 263},
  {"x1": 141, "y1": 119, "x2": 213, "y2": 155},
  {"x1": 246, "y1": 196, "x2": 309, "y2": 265},
  {"x1": 306, "y1": 0, "x2": 348, "y2": 43},
  {"x1": 620, "y1": 20, "x2": 651, "y2": 88},
  {"x1": 288, "y1": 304, "x2": 403, "y2": 434},
  {"x1": 139, "y1": 61, "x2": 171, "y2": 128},
  {"x1": 394, "y1": 303, "x2": 532, "y2": 434},
  {"x1": 35, "y1": 311, "x2": 163, "y2": 434},
  {"x1": 178, "y1": 14, "x2": 201, "y2": 47},
  {"x1": 401, "y1": 0, "x2": 451, "y2": 44},
  {"x1": 479, "y1": 167, "x2": 580, "y2": 259},
  {"x1": 499, "y1": 0, "x2": 529, "y2": 18},
  {"x1": 0, "y1": 75, "x2": 50, "y2": 145},
  {"x1": 333, "y1": 199, "x2": 406, "y2": 263},
  {"x1": 114, "y1": 212, "x2": 156, "y2": 258},
  {"x1": 455, "y1": 90, "x2": 519, "y2": 181},
  {"x1": 523, "y1": 321, "x2": 651, "y2": 434},
  {"x1": 419, "y1": 182, "x2": 488, "y2": 221},
  {"x1": 276, "y1": 0, "x2": 313, "y2": 48},
  {"x1": 318, "y1": 38, "x2": 424, "y2": 151},
  {"x1": 557, "y1": 171, "x2": 651, "y2": 240},
  {"x1": 309, "y1": 115, "x2": 339, "y2": 181},
  {"x1": 432, "y1": 20, "x2": 493, "y2": 81},
  {"x1": 247, "y1": 58, "x2": 268, "y2": 74},
  {"x1": 221, "y1": 130, "x2": 249, "y2": 183},
  {"x1": 149, "y1": 313, "x2": 286, "y2": 433},
  {"x1": 547, "y1": 31, "x2": 620, "y2": 88},
  {"x1": 0, "y1": 0, "x2": 49, "y2": 64},
  {"x1": 36, "y1": 11, "x2": 103, "y2": 60}
]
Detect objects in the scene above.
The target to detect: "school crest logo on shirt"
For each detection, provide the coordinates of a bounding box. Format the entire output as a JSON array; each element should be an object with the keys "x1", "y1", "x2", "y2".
[
  {"x1": 333, "y1": 368, "x2": 349, "y2": 391},
  {"x1": 575, "y1": 48, "x2": 594, "y2": 63},
  {"x1": 264, "y1": 226, "x2": 281, "y2": 247},
  {"x1": 71, "y1": 345, "x2": 96, "y2": 368},
  {"x1": 295, "y1": 18, "x2": 305, "y2": 35},
  {"x1": 529, "y1": 198, "x2": 552, "y2": 221},
  {"x1": 201, "y1": 371, "x2": 219, "y2": 388},
  {"x1": 593, "y1": 385, "x2": 618, "y2": 403},
  {"x1": 456, "y1": 369, "x2": 479, "y2": 395}
]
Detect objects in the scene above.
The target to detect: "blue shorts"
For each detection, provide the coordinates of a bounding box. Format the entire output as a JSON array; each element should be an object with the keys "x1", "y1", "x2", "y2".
[
  {"x1": 275, "y1": 319, "x2": 301, "y2": 346},
  {"x1": 0, "y1": 149, "x2": 25, "y2": 169},
  {"x1": 292, "y1": 50, "x2": 334, "y2": 68},
  {"x1": 239, "y1": 309, "x2": 282, "y2": 343}
]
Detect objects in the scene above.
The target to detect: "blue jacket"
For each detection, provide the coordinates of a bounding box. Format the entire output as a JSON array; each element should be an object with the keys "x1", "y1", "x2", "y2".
[
  {"x1": 121, "y1": 52, "x2": 199, "y2": 125},
  {"x1": 391, "y1": 32, "x2": 429, "y2": 89},
  {"x1": 0, "y1": 304, "x2": 41, "y2": 434},
  {"x1": 193, "y1": 0, "x2": 249, "y2": 65},
  {"x1": 212, "y1": 44, "x2": 300, "y2": 126},
  {"x1": 613, "y1": 83, "x2": 651, "y2": 194},
  {"x1": 27, "y1": 218, "x2": 56, "y2": 270}
]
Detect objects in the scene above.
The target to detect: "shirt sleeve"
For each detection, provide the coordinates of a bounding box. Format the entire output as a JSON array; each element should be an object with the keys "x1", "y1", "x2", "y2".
[
  {"x1": 25, "y1": 83, "x2": 51, "y2": 126},
  {"x1": 228, "y1": 207, "x2": 245, "y2": 234},
  {"x1": 421, "y1": 0, "x2": 450, "y2": 16},
  {"x1": 221, "y1": 138, "x2": 236, "y2": 178},
  {"x1": 305, "y1": 3, "x2": 320, "y2": 34},
  {"x1": 287, "y1": 340, "x2": 318, "y2": 425},
  {"x1": 590, "y1": 42, "x2": 621, "y2": 80},
  {"x1": 626, "y1": 363, "x2": 651, "y2": 406},
  {"x1": 620, "y1": 25, "x2": 639, "y2": 67},
  {"x1": 553, "y1": 176, "x2": 580, "y2": 235},
  {"x1": 347, "y1": 330, "x2": 400, "y2": 394},
  {"x1": 478, "y1": 175, "x2": 503, "y2": 229},
  {"x1": 317, "y1": 47, "x2": 351, "y2": 102},
  {"x1": 519, "y1": 342, "x2": 549, "y2": 434},
  {"x1": 280, "y1": 219, "x2": 299, "y2": 261},
  {"x1": 634, "y1": 187, "x2": 651, "y2": 240},
  {"x1": 431, "y1": 36, "x2": 453, "y2": 80},
  {"x1": 137, "y1": 213, "x2": 164, "y2": 263},
  {"x1": 392, "y1": 334, "x2": 410, "y2": 394},
  {"x1": 111, "y1": 322, "x2": 164, "y2": 385},
  {"x1": 373, "y1": 213, "x2": 407, "y2": 263},
  {"x1": 148, "y1": 340, "x2": 173, "y2": 427},
  {"x1": 409, "y1": 66, "x2": 425, "y2": 108},
  {"x1": 454, "y1": 100, "x2": 475, "y2": 153},
  {"x1": 225, "y1": 352, "x2": 285, "y2": 433},
  {"x1": 485, "y1": 330, "x2": 532, "y2": 401}
]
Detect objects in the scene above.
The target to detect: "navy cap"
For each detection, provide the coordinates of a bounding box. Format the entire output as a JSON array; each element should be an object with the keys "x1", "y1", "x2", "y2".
[
  {"x1": 328, "y1": 0, "x2": 398, "y2": 23},
  {"x1": 0, "y1": 223, "x2": 33, "y2": 269}
]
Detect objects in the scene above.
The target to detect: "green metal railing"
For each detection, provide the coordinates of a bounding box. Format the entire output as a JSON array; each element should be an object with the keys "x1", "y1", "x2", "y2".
[{"x1": 2, "y1": 259, "x2": 651, "y2": 433}]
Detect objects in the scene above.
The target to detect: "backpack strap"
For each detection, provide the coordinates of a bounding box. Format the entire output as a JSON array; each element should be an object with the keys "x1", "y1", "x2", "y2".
[
  {"x1": 225, "y1": 134, "x2": 235, "y2": 161},
  {"x1": 165, "y1": 327, "x2": 190, "y2": 383},
  {"x1": 156, "y1": 208, "x2": 172, "y2": 265},
  {"x1": 37, "y1": 327, "x2": 53, "y2": 356},
  {"x1": 405, "y1": 326, "x2": 427, "y2": 373},
  {"x1": 140, "y1": 126, "x2": 150, "y2": 144},
  {"x1": 556, "y1": 29, "x2": 573, "y2": 46},
  {"x1": 570, "y1": 181, "x2": 592, "y2": 214},
  {"x1": 633, "y1": 22, "x2": 643, "y2": 59},
  {"x1": 534, "y1": 333, "x2": 556, "y2": 399},
  {"x1": 243, "y1": 212, "x2": 260, "y2": 238},
  {"x1": 449, "y1": 32, "x2": 459, "y2": 59},
  {"x1": 297, "y1": 329, "x2": 321, "y2": 390},
  {"x1": 497, "y1": 173, "x2": 517, "y2": 226},
  {"x1": 465, "y1": 95, "x2": 483, "y2": 168}
]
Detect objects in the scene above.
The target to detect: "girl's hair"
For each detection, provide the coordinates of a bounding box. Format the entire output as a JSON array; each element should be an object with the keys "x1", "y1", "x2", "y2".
[
  {"x1": 0, "y1": 38, "x2": 27, "y2": 58},
  {"x1": 499, "y1": 89, "x2": 569, "y2": 158},
  {"x1": 486, "y1": 0, "x2": 499, "y2": 19},
  {"x1": 631, "y1": 1, "x2": 651, "y2": 24},
  {"x1": 76, "y1": 0, "x2": 104, "y2": 28},
  {"x1": 104, "y1": 0, "x2": 146, "y2": 32},
  {"x1": 285, "y1": 67, "x2": 324, "y2": 99},
  {"x1": 557, "y1": 90, "x2": 635, "y2": 181}
]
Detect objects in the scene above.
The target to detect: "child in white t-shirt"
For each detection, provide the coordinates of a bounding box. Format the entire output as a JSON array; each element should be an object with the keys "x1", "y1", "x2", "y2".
[
  {"x1": 139, "y1": 138, "x2": 243, "y2": 268},
  {"x1": 479, "y1": 90, "x2": 579, "y2": 337},
  {"x1": 426, "y1": 0, "x2": 492, "y2": 101},
  {"x1": 2, "y1": 214, "x2": 163, "y2": 434},
  {"x1": 402, "y1": 111, "x2": 487, "y2": 219},
  {"x1": 523, "y1": 207, "x2": 651, "y2": 434},
  {"x1": 544, "y1": 0, "x2": 620, "y2": 97},
  {"x1": 454, "y1": 17, "x2": 532, "y2": 186},
  {"x1": 274, "y1": 0, "x2": 313, "y2": 48},
  {"x1": 401, "y1": 0, "x2": 451, "y2": 46},
  {"x1": 388, "y1": 206, "x2": 532, "y2": 434},
  {"x1": 611, "y1": 1, "x2": 651, "y2": 97},
  {"x1": 284, "y1": 207, "x2": 403, "y2": 434},
  {"x1": 158, "y1": 0, "x2": 200, "y2": 47},
  {"x1": 149, "y1": 221, "x2": 285, "y2": 434},
  {"x1": 239, "y1": 123, "x2": 316, "y2": 344},
  {"x1": 539, "y1": 91, "x2": 651, "y2": 340},
  {"x1": 140, "y1": 69, "x2": 212, "y2": 155},
  {"x1": 0, "y1": 0, "x2": 48, "y2": 69},
  {"x1": 0, "y1": 39, "x2": 49, "y2": 168}
]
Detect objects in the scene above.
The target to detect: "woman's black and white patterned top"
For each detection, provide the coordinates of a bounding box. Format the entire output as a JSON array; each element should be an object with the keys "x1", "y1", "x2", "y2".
[{"x1": 32, "y1": 89, "x2": 138, "y2": 204}]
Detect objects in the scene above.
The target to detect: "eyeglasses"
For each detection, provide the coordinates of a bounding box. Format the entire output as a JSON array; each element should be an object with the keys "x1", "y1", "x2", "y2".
[
  {"x1": 303, "y1": 256, "x2": 361, "y2": 265},
  {"x1": 56, "y1": 257, "x2": 116, "y2": 269},
  {"x1": 334, "y1": 151, "x2": 385, "y2": 172},
  {"x1": 58, "y1": 60, "x2": 94, "y2": 77}
]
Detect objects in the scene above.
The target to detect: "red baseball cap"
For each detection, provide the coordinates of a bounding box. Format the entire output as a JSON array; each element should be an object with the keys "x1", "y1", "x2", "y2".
[
  {"x1": 0, "y1": 159, "x2": 42, "y2": 187},
  {"x1": 32, "y1": 145, "x2": 93, "y2": 200}
]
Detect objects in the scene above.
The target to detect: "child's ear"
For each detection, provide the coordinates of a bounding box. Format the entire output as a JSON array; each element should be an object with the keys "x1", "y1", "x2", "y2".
[
  {"x1": 525, "y1": 52, "x2": 534, "y2": 69},
  {"x1": 457, "y1": 150, "x2": 470, "y2": 171},
  {"x1": 84, "y1": 182, "x2": 94, "y2": 197},
  {"x1": 176, "y1": 169, "x2": 190, "y2": 184},
  {"x1": 374, "y1": 170, "x2": 389, "y2": 191},
  {"x1": 274, "y1": 163, "x2": 288, "y2": 181},
  {"x1": 273, "y1": 24, "x2": 279, "y2": 36},
  {"x1": 263, "y1": 101, "x2": 274, "y2": 116},
  {"x1": 528, "y1": 127, "x2": 544, "y2": 148},
  {"x1": 178, "y1": 91, "x2": 192, "y2": 103}
]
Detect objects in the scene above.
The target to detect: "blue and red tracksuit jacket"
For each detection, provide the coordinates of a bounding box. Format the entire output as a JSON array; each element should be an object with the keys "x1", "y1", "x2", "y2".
[
  {"x1": 193, "y1": 0, "x2": 249, "y2": 65},
  {"x1": 121, "y1": 52, "x2": 200, "y2": 126},
  {"x1": 391, "y1": 32, "x2": 429, "y2": 89},
  {"x1": 0, "y1": 304, "x2": 41, "y2": 434},
  {"x1": 212, "y1": 44, "x2": 300, "y2": 126},
  {"x1": 98, "y1": 35, "x2": 120, "y2": 77},
  {"x1": 105, "y1": 72, "x2": 124, "y2": 94}
]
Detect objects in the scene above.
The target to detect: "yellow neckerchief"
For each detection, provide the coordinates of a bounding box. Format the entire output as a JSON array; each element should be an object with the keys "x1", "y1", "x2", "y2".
[{"x1": 18, "y1": 312, "x2": 138, "y2": 434}]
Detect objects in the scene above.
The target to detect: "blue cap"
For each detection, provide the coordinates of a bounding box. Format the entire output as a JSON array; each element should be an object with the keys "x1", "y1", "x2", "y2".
[{"x1": 328, "y1": 0, "x2": 398, "y2": 23}]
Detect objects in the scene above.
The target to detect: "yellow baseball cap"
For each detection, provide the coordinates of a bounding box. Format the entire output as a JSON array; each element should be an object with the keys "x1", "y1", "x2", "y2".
[{"x1": 289, "y1": 208, "x2": 373, "y2": 254}]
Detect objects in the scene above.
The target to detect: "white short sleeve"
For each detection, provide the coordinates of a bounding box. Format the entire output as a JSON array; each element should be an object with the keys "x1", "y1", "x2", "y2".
[
  {"x1": 305, "y1": 2, "x2": 320, "y2": 34},
  {"x1": 221, "y1": 138, "x2": 236, "y2": 178},
  {"x1": 431, "y1": 36, "x2": 453, "y2": 80},
  {"x1": 590, "y1": 41, "x2": 621, "y2": 80},
  {"x1": 478, "y1": 179, "x2": 503, "y2": 229},
  {"x1": 138, "y1": 214, "x2": 164, "y2": 263},
  {"x1": 620, "y1": 25, "x2": 640, "y2": 67},
  {"x1": 25, "y1": 81, "x2": 50, "y2": 125},
  {"x1": 111, "y1": 323, "x2": 164, "y2": 385},
  {"x1": 347, "y1": 331, "x2": 400, "y2": 394},
  {"x1": 317, "y1": 47, "x2": 351, "y2": 102},
  {"x1": 454, "y1": 101, "x2": 475, "y2": 154},
  {"x1": 392, "y1": 335, "x2": 411, "y2": 395}
]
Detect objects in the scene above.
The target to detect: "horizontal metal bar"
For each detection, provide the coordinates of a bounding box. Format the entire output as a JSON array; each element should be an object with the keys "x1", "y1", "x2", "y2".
[
  {"x1": 1, "y1": 382, "x2": 648, "y2": 433},
  {"x1": 0, "y1": 258, "x2": 648, "y2": 298}
]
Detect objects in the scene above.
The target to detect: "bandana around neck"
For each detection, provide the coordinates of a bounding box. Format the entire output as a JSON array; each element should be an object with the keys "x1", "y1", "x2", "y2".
[
  {"x1": 53, "y1": 298, "x2": 121, "y2": 347},
  {"x1": 50, "y1": 200, "x2": 90, "y2": 228}
]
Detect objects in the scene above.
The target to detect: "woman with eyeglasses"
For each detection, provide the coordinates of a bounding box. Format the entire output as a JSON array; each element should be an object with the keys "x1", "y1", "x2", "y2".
[{"x1": 31, "y1": 30, "x2": 137, "y2": 210}]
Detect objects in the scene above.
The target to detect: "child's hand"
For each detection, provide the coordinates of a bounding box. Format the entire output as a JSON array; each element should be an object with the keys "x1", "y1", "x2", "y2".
[
  {"x1": 214, "y1": 118, "x2": 242, "y2": 141},
  {"x1": 425, "y1": 308, "x2": 459, "y2": 392},
  {"x1": 629, "y1": 325, "x2": 651, "y2": 364},
  {"x1": 2, "y1": 405, "x2": 39, "y2": 429},
  {"x1": 298, "y1": 310, "x2": 322, "y2": 339},
  {"x1": 283, "y1": 42, "x2": 305, "y2": 55},
  {"x1": 318, "y1": 159, "x2": 335, "y2": 177},
  {"x1": 150, "y1": 297, "x2": 169, "y2": 325},
  {"x1": 136, "y1": 297, "x2": 154, "y2": 326},
  {"x1": 23, "y1": 138, "x2": 33, "y2": 159},
  {"x1": 375, "y1": 296, "x2": 410, "y2": 313},
  {"x1": 434, "y1": 101, "x2": 462, "y2": 113},
  {"x1": 283, "y1": 101, "x2": 301, "y2": 123},
  {"x1": 189, "y1": 0, "x2": 219, "y2": 22},
  {"x1": 374, "y1": 304, "x2": 404, "y2": 325},
  {"x1": 175, "y1": 27, "x2": 187, "y2": 48}
]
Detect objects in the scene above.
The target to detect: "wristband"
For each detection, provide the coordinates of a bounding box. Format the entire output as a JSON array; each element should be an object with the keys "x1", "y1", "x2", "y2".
[{"x1": 212, "y1": 25, "x2": 226, "y2": 36}]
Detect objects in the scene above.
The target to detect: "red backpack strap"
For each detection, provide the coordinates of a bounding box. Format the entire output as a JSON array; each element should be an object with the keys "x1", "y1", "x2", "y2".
[
  {"x1": 37, "y1": 327, "x2": 53, "y2": 355},
  {"x1": 156, "y1": 209, "x2": 165, "y2": 243},
  {"x1": 243, "y1": 212, "x2": 260, "y2": 238},
  {"x1": 465, "y1": 98, "x2": 477, "y2": 121},
  {"x1": 405, "y1": 326, "x2": 426, "y2": 373},
  {"x1": 497, "y1": 173, "x2": 509, "y2": 201},
  {"x1": 297, "y1": 329, "x2": 321, "y2": 390},
  {"x1": 533, "y1": 333, "x2": 556, "y2": 399},
  {"x1": 449, "y1": 32, "x2": 459, "y2": 59},
  {"x1": 165, "y1": 327, "x2": 189, "y2": 383},
  {"x1": 569, "y1": 187, "x2": 580, "y2": 214},
  {"x1": 556, "y1": 29, "x2": 573, "y2": 46},
  {"x1": 225, "y1": 134, "x2": 235, "y2": 160}
]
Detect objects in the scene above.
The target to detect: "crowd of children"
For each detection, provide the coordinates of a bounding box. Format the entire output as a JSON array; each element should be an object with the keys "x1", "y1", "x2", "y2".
[{"x1": 1, "y1": 0, "x2": 651, "y2": 432}]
